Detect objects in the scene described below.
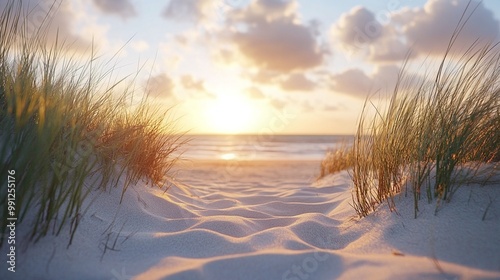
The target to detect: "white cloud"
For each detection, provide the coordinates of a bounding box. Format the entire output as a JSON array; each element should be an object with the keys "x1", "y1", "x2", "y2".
[
  {"x1": 92, "y1": 0, "x2": 137, "y2": 19},
  {"x1": 245, "y1": 87, "x2": 266, "y2": 99},
  {"x1": 162, "y1": 0, "x2": 205, "y2": 22},
  {"x1": 0, "y1": 0, "x2": 91, "y2": 51},
  {"x1": 144, "y1": 73, "x2": 175, "y2": 98},
  {"x1": 392, "y1": 0, "x2": 499, "y2": 55},
  {"x1": 330, "y1": 65, "x2": 400, "y2": 98},
  {"x1": 180, "y1": 75, "x2": 215, "y2": 99},
  {"x1": 332, "y1": 6, "x2": 383, "y2": 51},
  {"x1": 225, "y1": 0, "x2": 328, "y2": 72},
  {"x1": 161, "y1": 0, "x2": 232, "y2": 24},
  {"x1": 270, "y1": 99, "x2": 287, "y2": 110},
  {"x1": 131, "y1": 40, "x2": 150, "y2": 52},
  {"x1": 331, "y1": 0, "x2": 500, "y2": 61},
  {"x1": 280, "y1": 73, "x2": 316, "y2": 92}
]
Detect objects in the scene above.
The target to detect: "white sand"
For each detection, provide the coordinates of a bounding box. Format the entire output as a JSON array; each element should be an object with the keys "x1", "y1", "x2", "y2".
[{"x1": 2, "y1": 160, "x2": 500, "y2": 279}]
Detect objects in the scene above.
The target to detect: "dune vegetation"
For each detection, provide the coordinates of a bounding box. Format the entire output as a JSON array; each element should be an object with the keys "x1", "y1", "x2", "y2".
[
  {"x1": 319, "y1": 143, "x2": 354, "y2": 178},
  {"x1": 322, "y1": 11, "x2": 500, "y2": 218},
  {"x1": 0, "y1": 1, "x2": 184, "y2": 246}
]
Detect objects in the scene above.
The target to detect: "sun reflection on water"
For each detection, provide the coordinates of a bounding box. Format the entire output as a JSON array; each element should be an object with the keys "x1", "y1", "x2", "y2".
[{"x1": 221, "y1": 153, "x2": 237, "y2": 160}]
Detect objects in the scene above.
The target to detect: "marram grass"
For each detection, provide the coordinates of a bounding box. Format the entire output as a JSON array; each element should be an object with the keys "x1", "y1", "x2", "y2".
[
  {"x1": 319, "y1": 143, "x2": 354, "y2": 178},
  {"x1": 0, "y1": 1, "x2": 185, "y2": 246},
  {"x1": 351, "y1": 27, "x2": 500, "y2": 217},
  {"x1": 321, "y1": 6, "x2": 499, "y2": 218}
]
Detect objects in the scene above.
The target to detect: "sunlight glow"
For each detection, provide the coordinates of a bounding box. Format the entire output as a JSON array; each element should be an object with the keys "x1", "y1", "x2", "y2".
[
  {"x1": 205, "y1": 95, "x2": 256, "y2": 134},
  {"x1": 220, "y1": 153, "x2": 237, "y2": 160}
]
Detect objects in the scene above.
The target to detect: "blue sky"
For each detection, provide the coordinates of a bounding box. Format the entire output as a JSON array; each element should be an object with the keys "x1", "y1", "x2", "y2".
[{"x1": 3, "y1": 0, "x2": 500, "y2": 134}]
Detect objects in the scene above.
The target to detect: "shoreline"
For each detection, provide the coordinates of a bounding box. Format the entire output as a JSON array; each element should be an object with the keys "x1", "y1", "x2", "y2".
[{"x1": 176, "y1": 158, "x2": 322, "y2": 167}]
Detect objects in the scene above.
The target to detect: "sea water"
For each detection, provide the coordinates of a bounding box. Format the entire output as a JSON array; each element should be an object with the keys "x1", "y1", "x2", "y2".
[{"x1": 180, "y1": 135, "x2": 352, "y2": 161}]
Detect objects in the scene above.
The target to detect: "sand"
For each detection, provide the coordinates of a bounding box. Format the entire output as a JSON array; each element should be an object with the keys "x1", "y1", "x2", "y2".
[{"x1": 1, "y1": 160, "x2": 500, "y2": 279}]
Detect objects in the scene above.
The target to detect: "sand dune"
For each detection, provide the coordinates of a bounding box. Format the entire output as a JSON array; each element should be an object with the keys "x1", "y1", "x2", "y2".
[{"x1": 3, "y1": 161, "x2": 500, "y2": 279}]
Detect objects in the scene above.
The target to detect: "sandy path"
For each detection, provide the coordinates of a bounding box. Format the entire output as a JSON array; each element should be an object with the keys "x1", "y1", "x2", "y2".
[{"x1": 2, "y1": 160, "x2": 499, "y2": 279}]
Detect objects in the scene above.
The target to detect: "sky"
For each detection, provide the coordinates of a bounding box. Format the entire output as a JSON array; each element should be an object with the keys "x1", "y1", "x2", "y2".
[{"x1": 2, "y1": 0, "x2": 500, "y2": 135}]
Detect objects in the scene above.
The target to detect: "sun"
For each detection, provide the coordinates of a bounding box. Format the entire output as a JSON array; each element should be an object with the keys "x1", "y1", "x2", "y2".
[{"x1": 205, "y1": 95, "x2": 256, "y2": 134}]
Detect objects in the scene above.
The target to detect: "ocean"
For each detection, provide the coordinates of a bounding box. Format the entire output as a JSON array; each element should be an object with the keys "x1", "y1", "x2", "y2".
[{"x1": 180, "y1": 134, "x2": 352, "y2": 161}]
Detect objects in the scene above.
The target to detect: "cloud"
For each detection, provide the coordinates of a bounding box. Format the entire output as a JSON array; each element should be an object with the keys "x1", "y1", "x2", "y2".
[
  {"x1": 225, "y1": 0, "x2": 327, "y2": 72},
  {"x1": 280, "y1": 73, "x2": 315, "y2": 92},
  {"x1": 332, "y1": 6, "x2": 383, "y2": 50},
  {"x1": 231, "y1": 20, "x2": 325, "y2": 72},
  {"x1": 174, "y1": 34, "x2": 189, "y2": 45},
  {"x1": 162, "y1": 0, "x2": 200, "y2": 22},
  {"x1": 270, "y1": 99, "x2": 287, "y2": 110},
  {"x1": 392, "y1": 0, "x2": 499, "y2": 55},
  {"x1": 131, "y1": 40, "x2": 149, "y2": 52},
  {"x1": 330, "y1": 65, "x2": 400, "y2": 98},
  {"x1": 231, "y1": 0, "x2": 298, "y2": 22},
  {"x1": 330, "y1": 69, "x2": 371, "y2": 97},
  {"x1": 180, "y1": 75, "x2": 216, "y2": 99},
  {"x1": 144, "y1": 73, "x2": 175, "y2": 98},
  {"x1": 245, "y1": 87, "x2": 266, "y2": 99},
  {"x1": 92, "y1": 0, "x2": 137, "y2": 19},
  {"x1": 366, "y1": 30, "x2": 412, "y2": 62},
  {"x1": 181, "y1": 75, "x2": 205, "y2": 91},
  {"x1": 244, "y1": 69, "x2": 281, "y2": 84},
  {"x1": 162, "y1": 0, "x2": 215, "y2": 23},
  {"x1": 323, "y1": 104, "x2": 339, "y2": 111},
  {"x1": 161, "y1": 0, "x2": 247, "y2": 24},
  {"x1": 0, "y1": 0, "x2": 91, "y2": 51},
  {"x1": 331, "y1": 0, "x2": 500, "y2": 61}
]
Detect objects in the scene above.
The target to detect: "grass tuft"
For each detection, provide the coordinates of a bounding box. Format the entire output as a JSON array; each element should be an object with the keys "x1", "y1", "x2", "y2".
[
  {"x1": 0, "y1": 0, "x2": 185, "y2": 245},
  {"x1": 319, "y1": 142, "x2": 355, "y2": 178},
  {"x1": 323, "y1": 2, "x2": 500, "y2": 218}
]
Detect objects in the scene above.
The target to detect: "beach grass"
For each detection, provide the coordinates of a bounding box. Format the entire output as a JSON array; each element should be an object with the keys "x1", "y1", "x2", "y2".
[
  {"x1": 319, "y1": 143, "x2": 354, "y2": 178},
  {"x1": 0, "y1": 1, "x2": 184, "y2": 245},
  {"x1": 322, "y1": 6, "x2": 499, "y2": 218}
]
